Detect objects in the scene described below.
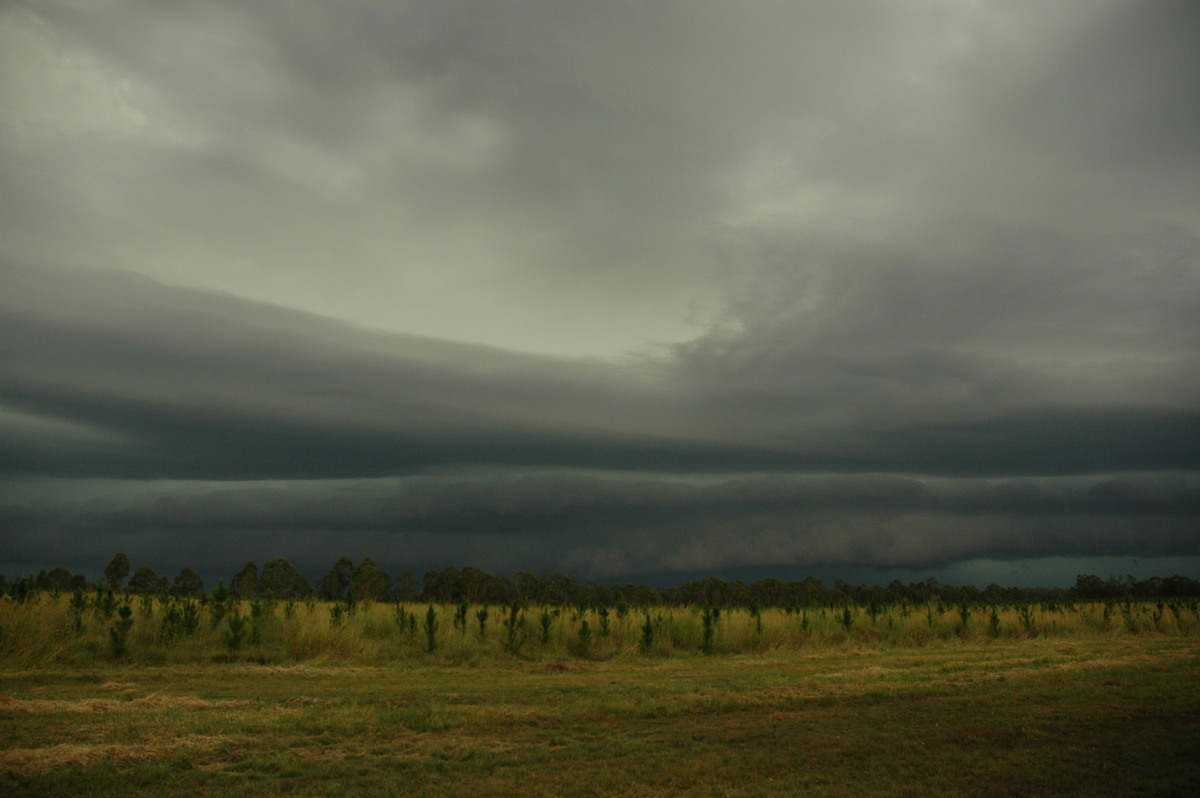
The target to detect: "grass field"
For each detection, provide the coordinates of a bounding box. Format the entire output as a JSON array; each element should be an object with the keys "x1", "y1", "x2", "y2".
[{"x1": 3, "y1": 619, "x2": 1198, "y2": 796}]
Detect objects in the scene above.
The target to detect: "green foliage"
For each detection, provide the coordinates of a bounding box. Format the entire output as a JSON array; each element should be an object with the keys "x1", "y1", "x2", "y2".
[
  {"x1": 572, "y1": 618, "x2": 592, "y2": 658},
  {"x1": 424, "y1": 605, "x2": 439, "y2": 653},
  {"x1": 68, "y1": 589, "x2": 88, "y2": 633},
  {"x1": 258, "y1": 558, "x2": 310, "y2": 600},
  {"x1": 232, "y1": 562, "x2": 259, "y2": 600},
  {"x1": 1151, "y1": 602, "x2": 1165, "y2": 631},
  {"x1": 1121, "y1": 599, "x2": 1138, "y2": 634},
  {"x1": 839, "y1": 607, "x2": 854, "y2": 633},
  {"x1": 701, "y1": 605, "x2": 721, "y2": 654},
  {"x1": 129, "y1": 564, "x2": 164, "y2": 595},
  {"x1": 348, "y1": 558, "x2": 390, "y2": 604},
  {"x1": 108, "y1": 604, "x2": 133, "y2": 659},
  {"x1": 453, "y1": 602, "x2": 469, "y2": 633},
  {"x1": 318, "y1": 556, "x2": 356, "y2": 602},
  {"x1": 94, "y1": 588, "x2": 118, "y2": 621},
  {"x1": 1018, "y1": 605, "x2": 1037, "y2": 637},
  {"x1": 249, "y1": 598, "x2": 272, "y2": 644},
  {"x1": 6, "y1": 590, "x2": 1200, "y2": 669},
  {"x1": 475, "y1": 605, "x2": 489, "y2": 640},
  {"x1": 394, "y1": 604, "x2": 418, "y2": 640},
  {"x1": 225, "y1": 610, "x2": 248, "y2": 651},
  {"x1": 171, "y1": 567, "x2": 205, "y2": 597},
  {"x1": 615, "y1": 599, "x2": 630, "y2": 621},
  {"x1": 209, "y1": 582, "x2": 232, "y2": 629},
  {"x1": 640, "y1": 613, "x2": 655, "y2": 652},
  {"x1": 104, "y1": 552, "x2": 130, "y2": 591},
  {"x1": 181, "y1": 598, "x2": 201, "y2": 637},
  {"x1": 501, "y1": 603, "x2": 527, "y2": 655},
  {"x1": 988, "y1": 607, "x2": 1002, "y2": 639}
]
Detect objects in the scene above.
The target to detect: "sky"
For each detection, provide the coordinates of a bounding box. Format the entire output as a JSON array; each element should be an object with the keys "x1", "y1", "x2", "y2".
[{"x1": 2, "y1": 0, "x2": 1198, "y2": 589}]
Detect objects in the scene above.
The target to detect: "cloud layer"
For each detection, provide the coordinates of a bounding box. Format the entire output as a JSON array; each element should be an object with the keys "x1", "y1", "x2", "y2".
[{"x1": 2, "y1": 1, "x2": 1198, "y2": 584}]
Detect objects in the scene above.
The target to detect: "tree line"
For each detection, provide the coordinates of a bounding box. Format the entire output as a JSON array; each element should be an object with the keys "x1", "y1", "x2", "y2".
[{"x1": 3, "y1": 553, "x2": 1199, "y2": 607}]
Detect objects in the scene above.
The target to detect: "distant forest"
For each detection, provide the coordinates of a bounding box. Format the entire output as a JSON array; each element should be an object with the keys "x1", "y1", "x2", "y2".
[{"x1": 6, "y1": 554, "x2": 1200, "y2": 607}]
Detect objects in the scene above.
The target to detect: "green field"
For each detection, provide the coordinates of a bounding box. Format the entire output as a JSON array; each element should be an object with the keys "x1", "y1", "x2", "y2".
[{"x1": 2, "y1": 596, "x2": 1199, "y2": 795}]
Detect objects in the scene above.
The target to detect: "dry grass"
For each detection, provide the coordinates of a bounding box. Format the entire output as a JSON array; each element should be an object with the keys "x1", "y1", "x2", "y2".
[
  {"x1": 2, "y1": 594, "x2": 1197, "y2": 795},
  {"x1": 2, "y1": 593, "x2": 1195, "y2": 668},
  {"x1": 1, "y1": 736, "x2": 225, "y2": 773},
  {"x1": 0, "y1": 694, "x2": 246, "y2": 714},
  {"x1": 2, "y1": 635, "x2": 1191, "y2": 796}
]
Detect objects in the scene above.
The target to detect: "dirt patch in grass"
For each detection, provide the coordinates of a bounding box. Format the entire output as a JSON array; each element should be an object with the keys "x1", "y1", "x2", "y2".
[{"x1": 0, "y1": 735, "x2": 225, "y2": 773}]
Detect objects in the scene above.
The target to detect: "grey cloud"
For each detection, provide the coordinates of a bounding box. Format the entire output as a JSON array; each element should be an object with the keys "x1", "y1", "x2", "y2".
[
  {"x1": 1, "y1": 264, "x2": 812, "y2": 478},
  {"x1": 8, "y1": 471, "x2": 1197, "y2": 532},
  {"x1": 2, "y1": 1, "x2": 1199, "y2": 583},
  {"x1": 4, "y1": 264, "x2": 1197, "y2": 480},
  {"x1": 677, "y1": 216, "x2": 1200, "y2": 447},
  {"x1": 564, "y1": 514, "x2": 1198, "y2": 579},
  {"x1": 17, "y1": 1, "x2": 1193, "y2": 356},
  {"x1": 3, "y1": 471, "x2": 1196, "y2": 579}
]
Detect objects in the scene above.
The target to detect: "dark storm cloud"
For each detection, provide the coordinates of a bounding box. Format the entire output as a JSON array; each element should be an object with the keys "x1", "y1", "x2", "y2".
[
  {"x1": 3, "y1": 262, "x2": 1196, "y2": 579},
  {"x1": 2, "y1": 1, "x2": 1199, "y2": 582},
  {"x1": 3, "y1": 470, "x2": 1197, "y2": 579},
  {"x1": 0, "y1": 263, "x2": 813, "y2": 479},
  {"x1": 4, "y1": 264, "x2": 1197, "y2": 481}
]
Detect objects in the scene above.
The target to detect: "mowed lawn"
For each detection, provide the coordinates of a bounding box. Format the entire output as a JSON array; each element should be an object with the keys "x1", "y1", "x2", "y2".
[{"x1": 3, "y1": 636, "x2": 1198, "y2": 797}]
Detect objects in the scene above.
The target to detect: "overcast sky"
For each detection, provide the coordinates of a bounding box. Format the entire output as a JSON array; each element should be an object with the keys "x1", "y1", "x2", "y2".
[{"x1": 2, "y1": 0, "x2": 1198, "y2": 588}]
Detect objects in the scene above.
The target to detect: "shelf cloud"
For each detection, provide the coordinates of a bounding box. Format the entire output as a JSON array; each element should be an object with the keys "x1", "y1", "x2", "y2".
[{"x1": 2, "y1": 0, "x2": 1198, "y2": 585}]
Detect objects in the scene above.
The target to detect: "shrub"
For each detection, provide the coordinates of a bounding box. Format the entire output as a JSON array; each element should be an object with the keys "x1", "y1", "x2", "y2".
[
  {"x1": 225, "y1": 610, "x2": 248, "y2": 651},
  {"x1": 209, "y1": 583, "x2": 232, "y2": 629},
  {"x1": 501, "y1": 603, "x2": 527, "y2": 655},
  {"x1": 108, "y1": 604, "x2": 134, "y2": 659},
  {"x1": 454, "y1": 602, "x2": 469, "y2": 633},
  {"x1": 394, "y1": 605, "x2": 418, "y2": 641},
  {"x1": 701, "y1": 605, "x2": 721, "y2": 654},
  {"x1": 640, "y1": 613, "x2": 655, "y2": 652},
  {"x1": 94, "y1": 589, "x2": 119, "y2": 621},
  {"x1": 572, "y1": 618, "x2": 592, "y2": 658},
  {"x1": 249, "y1": 598, "x2": 271, "y2": 644},
  {"x1": 476, "y1": 606, "x2": 489, "y2": 640},
  {"x1": 69, "y1": 589, "x2": 88, "y2": 633},
  {"x1": 1019, "y1": 605, "x2": 1037, "y2": 637},
  {"x1": 424, "y1": 605, "x2": 438, "y2": 653},
  {"x1": 988, "y1": 607, "x2": 1001, "y2": 639}
]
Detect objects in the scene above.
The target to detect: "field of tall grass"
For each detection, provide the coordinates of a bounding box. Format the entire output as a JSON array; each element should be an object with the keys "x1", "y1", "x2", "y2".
[
  {"x1": 3, "y1": 591, "x2": 1198, "y2": 795},
  {"x1": 2, "y1": 589, "x2": 1196, "y2": 667}
]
